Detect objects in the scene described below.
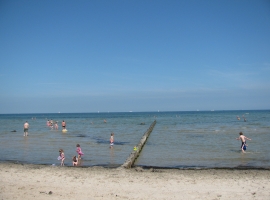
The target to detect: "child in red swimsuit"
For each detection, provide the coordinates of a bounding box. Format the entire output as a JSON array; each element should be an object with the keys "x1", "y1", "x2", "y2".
[{"x1": 76, "y1": 144, "x2": 84, "y2": 160}]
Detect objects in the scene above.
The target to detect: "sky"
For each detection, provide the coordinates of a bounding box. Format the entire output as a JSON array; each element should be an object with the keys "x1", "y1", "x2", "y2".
[{"x1": 0, "y1": 0, "x2": 270, "y2": 113}]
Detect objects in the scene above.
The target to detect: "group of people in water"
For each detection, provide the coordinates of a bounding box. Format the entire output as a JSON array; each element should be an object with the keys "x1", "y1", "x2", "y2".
[
  {"x1": 58, "y1": 134, "x2": 114, "y2": 166},
  {"x1": 236, "y1": 115, "x2": 247, "y2": 122},
  {"x1": 46, "y1": 119, "x2": 67, "y2": 131},
  {"x1": 23, "y1": 119, "x2": 115, "y2": 166},
  {"x1": 24, "y1": 119, "x2": 64, "y2": 136},
  {"x1": 58, "y1": 144, "x2": 84, "y2": 166},
  {"x1": 54, "y1": 120, "x2": 114, "y2": 166},
  {"x1": 23, "y1": 117, "x2": 252, "y2": 166}
]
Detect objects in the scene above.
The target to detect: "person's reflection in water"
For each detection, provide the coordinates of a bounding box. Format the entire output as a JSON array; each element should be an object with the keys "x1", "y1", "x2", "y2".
[
  {"x1": 23, "y1": 136, "x2": 30, "y2": 161},
  {"x1": 110, "y1": 146, "x2": 114, "y2": 166}
]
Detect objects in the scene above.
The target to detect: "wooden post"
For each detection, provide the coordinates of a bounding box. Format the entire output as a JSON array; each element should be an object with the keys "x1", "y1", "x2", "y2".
[{"x1": 122, "y1": 120, "x2": 156, "y2": 169}]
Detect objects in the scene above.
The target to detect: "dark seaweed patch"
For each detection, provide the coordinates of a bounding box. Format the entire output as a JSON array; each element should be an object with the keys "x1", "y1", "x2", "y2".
[
  {"x1": 92, "y1": 137, "x2": 129, "y2": 145},
  {"x1": 76, "y1": 134, "x2": 89, "y2": 138}
]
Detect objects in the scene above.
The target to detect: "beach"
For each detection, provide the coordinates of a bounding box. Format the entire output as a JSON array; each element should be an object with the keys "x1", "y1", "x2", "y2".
[{"x1": 0, "y1": 163, "x2": 269, "y2": 200}]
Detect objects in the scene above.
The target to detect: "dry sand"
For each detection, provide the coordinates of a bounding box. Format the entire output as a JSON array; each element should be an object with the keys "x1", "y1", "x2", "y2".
[{"x1": 0, "y1": 163, "x2": 269, "y2": 200}]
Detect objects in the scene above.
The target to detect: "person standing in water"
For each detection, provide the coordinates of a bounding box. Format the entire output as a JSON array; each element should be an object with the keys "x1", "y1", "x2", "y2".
[
  {"x1": 62, "y1": 120, "x2": 66, "y2": 130},
  {"x1": 72, "y1": 156, "x2": 78, "y2": 166},
  {"x1": 54, "y1": 122, "x2": 58, "y2": 130},
  {"x1": 110, "y1": 132, "x2": 114, "y2": 148},
  {"x1": 23, "y1": 121, "x2": 29, "y2": 136},
  {"x1": 58, "y1": 149, "x2": 65, "y2": 166},
  {"x1": 76, "y1": 144, "x2": 84, "y2": 160},
  {"x1": 236, "y1": 132, "x2": 251, "y2": 153}
]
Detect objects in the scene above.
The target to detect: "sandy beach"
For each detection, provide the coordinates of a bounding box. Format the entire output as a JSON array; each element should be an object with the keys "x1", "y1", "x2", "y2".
[{"x1": 0, "y1": 163, "x2": 269, "y2": 200}]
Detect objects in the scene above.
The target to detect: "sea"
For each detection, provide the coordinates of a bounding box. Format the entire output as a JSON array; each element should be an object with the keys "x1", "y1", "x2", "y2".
[{"x1": 0, "y1": 110, "x2": 269, "y2": 169}]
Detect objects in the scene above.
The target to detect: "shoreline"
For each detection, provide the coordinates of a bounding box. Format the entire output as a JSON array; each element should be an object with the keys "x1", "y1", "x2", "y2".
[
  {"x1": 1, "y1": 161, "x2": 270, "y2": 170},
  {"x1": 0, "y1": 163, "x2": 269, "y2": 200}
]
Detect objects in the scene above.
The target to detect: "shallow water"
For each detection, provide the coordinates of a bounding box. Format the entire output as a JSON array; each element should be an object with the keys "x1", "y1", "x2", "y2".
[{"x1": 0, "y1": 110, "x2": 269, "y2": 168}]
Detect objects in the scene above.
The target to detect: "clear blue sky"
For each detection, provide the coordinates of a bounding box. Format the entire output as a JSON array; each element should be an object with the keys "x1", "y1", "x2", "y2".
[{"x1": 0, "y1": 0, "x2": 270, "y2": 113}]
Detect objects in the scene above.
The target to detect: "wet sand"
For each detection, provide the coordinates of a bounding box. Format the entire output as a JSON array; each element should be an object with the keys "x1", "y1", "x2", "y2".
[{"x1": 0, "y1": 163, "x2": 269, "y2": 200}]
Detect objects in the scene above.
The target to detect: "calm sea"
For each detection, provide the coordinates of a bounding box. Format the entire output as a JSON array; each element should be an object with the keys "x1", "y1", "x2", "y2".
[{"x1": 0, "y1": 110, "x2": 269, "y2": 169}]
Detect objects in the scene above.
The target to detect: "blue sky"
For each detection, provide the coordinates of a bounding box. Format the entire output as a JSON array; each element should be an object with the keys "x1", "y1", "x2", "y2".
[{"x1": 0, "y1": 0, "x2": 270, "y2": 113}]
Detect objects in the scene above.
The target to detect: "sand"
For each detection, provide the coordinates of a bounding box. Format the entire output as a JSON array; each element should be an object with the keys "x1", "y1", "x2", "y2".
[{"x1": 0, "y1": 163, "x2": 269, "y2": 200}]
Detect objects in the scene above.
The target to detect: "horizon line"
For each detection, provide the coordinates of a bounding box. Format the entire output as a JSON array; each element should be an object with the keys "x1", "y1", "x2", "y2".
[{"x1": 0, "y1": 109, "x2": 269, "y2": 115}]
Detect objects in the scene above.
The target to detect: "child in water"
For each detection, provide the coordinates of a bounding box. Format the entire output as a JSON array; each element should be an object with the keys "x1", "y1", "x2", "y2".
[
  {"x1": 110, "y1": 132, "x2": 114, "y2": 147},
  {"x1": 72, "y1": 156, "x2": 78, "y2": 166},
  {"x1": 236, "y1": 132, "x2": 251, "y2": 153},
  {"x1": 54, "y1": 122, "x2": 58, "y2": 130},
  {"x1": 76, "y1": 144, "x2": 84, "y2": 159},
  {"x1": 58, "y1": 149, "x2": 65, "y2": 166}
]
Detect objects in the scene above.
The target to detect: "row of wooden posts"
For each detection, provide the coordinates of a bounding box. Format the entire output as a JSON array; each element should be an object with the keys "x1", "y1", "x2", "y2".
[{"x1": 122, "y1": 120, "x2": 156, "y2": 169}]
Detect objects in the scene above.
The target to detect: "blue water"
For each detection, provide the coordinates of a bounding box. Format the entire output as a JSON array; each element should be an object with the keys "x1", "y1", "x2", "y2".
[{"x1": 0, "y1": 110, "x2": 269, "y2": 168}]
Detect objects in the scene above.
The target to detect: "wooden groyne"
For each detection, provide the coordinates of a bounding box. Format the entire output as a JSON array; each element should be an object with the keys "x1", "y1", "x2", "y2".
[{"x1": 122, "y1": 120, "x2": 156, "y2": 169}]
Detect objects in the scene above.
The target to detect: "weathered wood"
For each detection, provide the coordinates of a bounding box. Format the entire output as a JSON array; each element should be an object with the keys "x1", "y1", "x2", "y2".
[{"x1": 122, "y1": 120, "x2": 156, "y2": 169}]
